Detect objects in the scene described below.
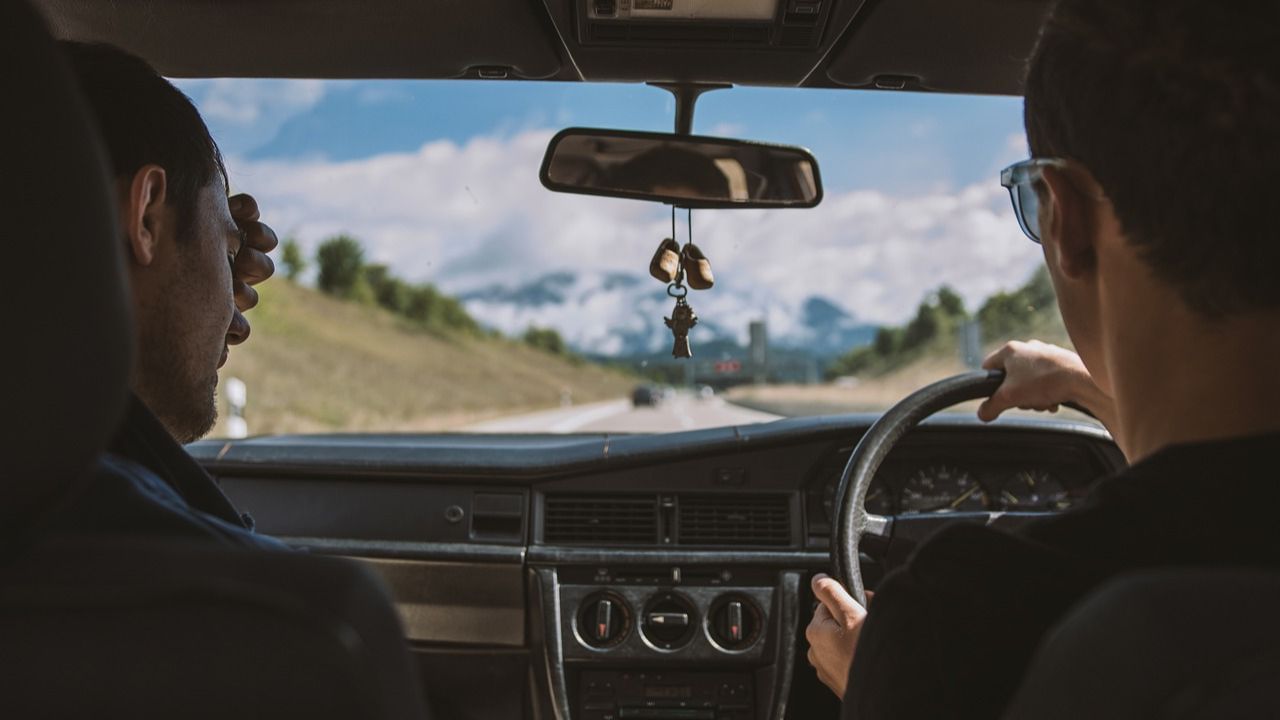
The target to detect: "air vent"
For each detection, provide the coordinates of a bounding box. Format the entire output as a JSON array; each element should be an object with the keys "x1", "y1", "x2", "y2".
[
  {"x1": 678, "y1": 495, "x2": 792, "y2": 546},
  {"x1": 545, "y1": 495, "x2": 658, "y2": 545}
]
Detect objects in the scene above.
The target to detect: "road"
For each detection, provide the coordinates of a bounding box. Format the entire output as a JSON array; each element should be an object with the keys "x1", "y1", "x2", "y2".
[{"x1": 464, "y1": 392, "x2": 782, "y2": 434}]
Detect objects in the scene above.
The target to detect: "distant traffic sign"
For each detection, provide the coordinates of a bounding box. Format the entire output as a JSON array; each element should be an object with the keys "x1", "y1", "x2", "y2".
[{"x1": 714, "y1": 360, "x2": 742, "y2": 373}]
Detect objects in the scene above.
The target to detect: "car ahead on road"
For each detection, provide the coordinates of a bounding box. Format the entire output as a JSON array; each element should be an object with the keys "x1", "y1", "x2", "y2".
[
  {"x1": 631, "y1": 384, "x2": 661, "y2": 407},
  {"x1": 11, "y1": 1, "x2": 1270, "y2": 718}
]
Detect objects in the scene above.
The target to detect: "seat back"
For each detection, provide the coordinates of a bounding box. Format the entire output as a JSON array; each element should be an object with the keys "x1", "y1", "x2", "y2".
[
  {"x1": 0, "y1": 537, "x2": 428, "y2": 719},
  {"x1": 0, "y1": 0, "x2": 132, "y2": 533},
  {"x1": 0, "y1": 5, "x2": 427, "y2": 717},
  {"x1": 1004, "y1": 569, "x2": 1280, "y2": 719}
]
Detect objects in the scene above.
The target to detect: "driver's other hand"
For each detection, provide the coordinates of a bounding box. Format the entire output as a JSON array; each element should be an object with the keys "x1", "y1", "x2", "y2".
[
  {"x1": 229, "y1": 193, "x2": 278, "y2": 313},
  {"x1": 806, "y1": 573, "x2": 871, "y2": 699},
  {"x1": 978, "y1": 340, "x2": 1091, "y2": 422}
]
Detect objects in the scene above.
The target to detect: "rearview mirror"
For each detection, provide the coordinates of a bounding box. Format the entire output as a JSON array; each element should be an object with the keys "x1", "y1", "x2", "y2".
[{"x1": 540, "y1": 128, "x2": 823, "y2": 209}]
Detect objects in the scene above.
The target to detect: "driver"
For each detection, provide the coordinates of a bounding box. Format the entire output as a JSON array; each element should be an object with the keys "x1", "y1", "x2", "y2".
[{"x1": 807, "y1": 0, "x2": 1280, "y2": 716}]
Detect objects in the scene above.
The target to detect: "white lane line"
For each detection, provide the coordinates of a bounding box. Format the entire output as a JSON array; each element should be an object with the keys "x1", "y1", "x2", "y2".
[
  {"x1": 548, "y1": 400, "x2": 633, "y2": 433},
  {"x1": 462, "y1": 398, "x2": 630, "y2": 433}
]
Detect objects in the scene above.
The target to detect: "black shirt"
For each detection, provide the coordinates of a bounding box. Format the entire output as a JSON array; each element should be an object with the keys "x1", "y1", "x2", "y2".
[
  {"x1": 842, "y1": 432, "x2": 1280, "y2": 719},
  {"x1": 108, "y1": 394, "x2": 247, "y2": 527},
  {"x1": 46, "y1": 394, "x2": 285, "y2": 550}
]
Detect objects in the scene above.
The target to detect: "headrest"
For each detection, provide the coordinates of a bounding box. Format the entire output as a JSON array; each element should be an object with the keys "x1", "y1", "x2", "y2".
[{"x1": 0, "y1": 1, "x2": 131, "y2": 524}]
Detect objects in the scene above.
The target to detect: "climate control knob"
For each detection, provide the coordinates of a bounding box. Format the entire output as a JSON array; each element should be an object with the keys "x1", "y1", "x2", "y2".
[
  {"x1": 577, "y1": 592, "x2": 630, "y2": 649},
  {"x1": 641, "y1": 592, "x2": 697, "y2": 650},
  {"x1": 707, "y1": 594, "x2": 762, "y2": 651}
]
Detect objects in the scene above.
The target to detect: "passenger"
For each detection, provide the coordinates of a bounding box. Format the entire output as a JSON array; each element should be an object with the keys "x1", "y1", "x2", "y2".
[
  {"x1": 48, "y1": 42, "x2": 283, "y2": 549},
  {"x1": 806, "y1": 0, "x2": 1280, "y2": 716}
]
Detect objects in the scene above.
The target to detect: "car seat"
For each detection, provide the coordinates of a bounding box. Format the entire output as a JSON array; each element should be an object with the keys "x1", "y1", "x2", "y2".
[
  {"x1": 0, "y1": 3, "x2": 428, "y2": 717},
  {"x1": 1004, "y1": 569, "x2": 1280, "y2": 719}
]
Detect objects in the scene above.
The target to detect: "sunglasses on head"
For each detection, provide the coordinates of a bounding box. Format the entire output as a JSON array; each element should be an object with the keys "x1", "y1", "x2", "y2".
[{"x1": 1000, "y1": 158, "x2": 1069, "y2": 244}]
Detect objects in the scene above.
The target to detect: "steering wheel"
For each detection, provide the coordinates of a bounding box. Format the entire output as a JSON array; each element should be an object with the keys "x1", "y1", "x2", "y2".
[{"x1": 832, "y1": 370, "x2": 1006, "y2": 607}]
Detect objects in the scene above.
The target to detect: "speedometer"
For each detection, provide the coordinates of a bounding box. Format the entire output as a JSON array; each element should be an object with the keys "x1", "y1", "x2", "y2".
[{"x1": 900, "y1": 464, "x2": 986, "y2": 513}]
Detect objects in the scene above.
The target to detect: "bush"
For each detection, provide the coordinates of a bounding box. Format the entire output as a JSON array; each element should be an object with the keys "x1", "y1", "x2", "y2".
[
  {"x1": 281, "y1": 238, "x2": 307, "y2": 281},
  {"x1": 977, "y1": 267, "x2": 1057, "y2": 340},
  {"x1": 310, "y1": 234, "x2": 487, "y2": 337},
  {"x1": 828, "y1": 283, "x2": 971, "y2": 379},
  {"x1": 523, "y1": 326, "x2": 568, "y2": 355},
  {"x1": 316, "y1": 235, "x2": 366, "y2": 299},
  {"x1": 364, "y1": 264, "x2": 411, "y2": 314}
]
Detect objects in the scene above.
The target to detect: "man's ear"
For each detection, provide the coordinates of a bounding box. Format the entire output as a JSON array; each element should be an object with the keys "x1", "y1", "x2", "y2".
[
  {"x1": 120, "y1": 164, "x2": 169, "y2": 267},
  {"x1": 1040, "y1": 168, "x2": 1098, "y2": 281}
]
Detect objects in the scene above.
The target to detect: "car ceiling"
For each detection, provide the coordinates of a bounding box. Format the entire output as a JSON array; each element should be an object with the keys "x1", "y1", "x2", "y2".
[{"x1": 37, "y1": 0, "x2": 1050, "y2": 94}]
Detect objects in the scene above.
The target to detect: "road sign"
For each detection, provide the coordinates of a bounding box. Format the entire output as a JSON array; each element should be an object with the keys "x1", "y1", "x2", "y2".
[{"x1": 714, "y1": 360, "x2": 742, "y2": 373}]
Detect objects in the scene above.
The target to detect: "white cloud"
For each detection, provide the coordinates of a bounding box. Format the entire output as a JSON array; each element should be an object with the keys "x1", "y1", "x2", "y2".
[
  {"x1": 227, "y1": 128, "x2": 1044, "y2": 334},
  {"x1": 174, "y1": 78, "x2": 327, "y2": 156},
  {"x1": 708, "y1": 122, "x2": 746, "y2": 137},
  {"x1": 192, "y1": 78, "x2": 326, "y2": 126}
]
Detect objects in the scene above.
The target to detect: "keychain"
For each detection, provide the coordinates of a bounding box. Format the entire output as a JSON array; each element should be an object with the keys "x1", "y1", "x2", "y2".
[
  {"x1": 665, "y1": 285, "x2": 698, "y2": 358},
  {"x1": 652, "y1": 207, "x2": 710, "y2": 359}
]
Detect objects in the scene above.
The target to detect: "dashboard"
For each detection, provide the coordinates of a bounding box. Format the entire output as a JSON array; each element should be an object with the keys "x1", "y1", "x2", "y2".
[{"x1": 191, "y1": 413, "x2": 1123, "y2": 720}]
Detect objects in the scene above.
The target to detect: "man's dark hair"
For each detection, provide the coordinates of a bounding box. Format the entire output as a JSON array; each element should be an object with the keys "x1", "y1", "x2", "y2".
[
  {"x1": 60, "y1": 41, "x2": 226, "y2": 241},
  {"x1": 1025, "y1": 0, "x2": 1280, "y2": 317}
]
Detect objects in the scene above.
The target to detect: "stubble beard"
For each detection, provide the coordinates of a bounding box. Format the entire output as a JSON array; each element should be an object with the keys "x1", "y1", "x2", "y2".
[{"x1": 132, "y1": 305, "x2": 221, "y2": 445}]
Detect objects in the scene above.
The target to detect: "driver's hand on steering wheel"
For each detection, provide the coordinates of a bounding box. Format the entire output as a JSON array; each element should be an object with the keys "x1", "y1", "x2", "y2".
[
  {"x1": 978, "y1": 340, "x2": 1117, "y2": 432},
  {"x1": 806, "y1": 573, "x2": 872, "y2": 698}
]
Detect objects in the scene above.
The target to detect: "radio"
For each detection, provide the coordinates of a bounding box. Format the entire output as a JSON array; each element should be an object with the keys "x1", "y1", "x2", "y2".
[{"x1": 578, "y1": 670, "x2": 754, "y2": 720}]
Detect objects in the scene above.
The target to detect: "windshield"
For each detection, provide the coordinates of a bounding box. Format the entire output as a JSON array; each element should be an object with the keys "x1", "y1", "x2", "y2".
[{"x1": 178, "y1": 79, "x2": 1079, "y2": 436}]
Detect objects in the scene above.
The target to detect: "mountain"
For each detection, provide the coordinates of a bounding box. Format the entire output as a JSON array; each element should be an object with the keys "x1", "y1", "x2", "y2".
[
  {"x1": 795, "y1": 296, "x2": 880, "y2": 358},
  {"x1": 456, "y1": 270, "x2": 876, "y2": 360}
]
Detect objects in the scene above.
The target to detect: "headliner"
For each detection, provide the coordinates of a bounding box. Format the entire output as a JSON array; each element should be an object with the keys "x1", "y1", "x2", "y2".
[{"x1": 37, "y1": 0, "x2": 1050, "y2": 95}]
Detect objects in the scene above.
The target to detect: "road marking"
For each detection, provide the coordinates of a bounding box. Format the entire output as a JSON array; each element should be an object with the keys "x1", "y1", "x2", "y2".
[{"x1": 549, "y1": 400, "x2": 633, "y2": 433}]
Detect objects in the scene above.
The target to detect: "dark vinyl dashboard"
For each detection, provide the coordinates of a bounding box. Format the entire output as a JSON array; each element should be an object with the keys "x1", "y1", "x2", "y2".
[{"x1": 189, "y1": 413, "x2": 1123, "y2": 720}]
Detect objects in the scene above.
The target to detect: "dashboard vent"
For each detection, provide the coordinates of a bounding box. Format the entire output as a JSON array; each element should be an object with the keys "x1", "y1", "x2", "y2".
[
  {"x1": 544, "y1": 495, "x2": 658, "y2": 545},
  {"x1": 678, "y1": 495, "x2": 791, "y2": 546}
]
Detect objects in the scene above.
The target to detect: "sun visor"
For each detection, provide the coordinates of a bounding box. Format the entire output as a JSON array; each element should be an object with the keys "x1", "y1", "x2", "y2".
[
  {"x1": 826, "y1": 0, "x2": 1052, "y2": 96},
  {"x1": 35, "y1": 0, "x2": 565, "y2": 80}
]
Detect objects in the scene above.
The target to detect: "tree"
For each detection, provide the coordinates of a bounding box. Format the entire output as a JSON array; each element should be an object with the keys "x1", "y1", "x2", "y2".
[
  {"x1": 405, "y1": 285, "x2": 444, "y2": 327},
  {"x1": 315, "y1": 234, "x2": 366, "y2": 299},
  {"x1": 364, "y1": 264, "x2": 410, "y2": 314},
  {"x1": 280, "y1": 238, "x2": 307, "y2": 281},
  {"x1": 873, "y1": 326, "x2": 901, "y2": 357},
  {"x1": 901, "y1": 301, "x2": 941, "y2": 351},
  {"x1": 935, "y1": 285, "x2": 967, "y2": 319},
  {"x1": 977, "y1": 267, "x2": 1058, "y2": 339}
]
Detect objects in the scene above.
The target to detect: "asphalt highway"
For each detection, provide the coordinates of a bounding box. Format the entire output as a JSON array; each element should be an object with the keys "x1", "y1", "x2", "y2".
[{"x1": 464, "y1": 392, "x2": 782, "y2": 434}]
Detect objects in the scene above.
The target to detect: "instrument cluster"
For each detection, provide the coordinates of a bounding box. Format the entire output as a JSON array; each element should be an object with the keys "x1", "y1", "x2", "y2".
[{"x1": 820, "y1": 457, "x2": 1095, "y2": 520}]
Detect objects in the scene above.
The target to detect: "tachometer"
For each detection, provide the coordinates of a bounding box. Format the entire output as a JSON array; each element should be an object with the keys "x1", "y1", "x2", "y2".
[
  {"x1": 824, "y1": 478, "x2": 893, "y2": 520},
  {"x1": 998, "y1": 469, "x2": 1070, "y2": 511},
  {"x1": 900, "y1": 464, "x2": 986, "y2": 513}
]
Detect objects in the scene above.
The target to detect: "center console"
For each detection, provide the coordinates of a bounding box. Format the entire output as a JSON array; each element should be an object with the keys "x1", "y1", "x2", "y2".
[{"x1": 530, "y1": 561, "x2": 803, "y2": 720}]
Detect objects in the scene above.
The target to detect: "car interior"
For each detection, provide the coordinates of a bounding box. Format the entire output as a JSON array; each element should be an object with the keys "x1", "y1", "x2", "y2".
[{"x1": 5, "y1": 1, "x2": 1277, "y2": 718}]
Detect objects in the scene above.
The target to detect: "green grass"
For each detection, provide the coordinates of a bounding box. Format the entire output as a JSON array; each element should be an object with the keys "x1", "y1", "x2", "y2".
[{"x1": 212, "y1": 281, "x2": 634, "y2": 436}]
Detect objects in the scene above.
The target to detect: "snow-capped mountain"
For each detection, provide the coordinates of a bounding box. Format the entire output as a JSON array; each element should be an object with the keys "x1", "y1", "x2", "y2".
[{"x1": 457, "y1": 270, "x2": 876, "y2": 358}]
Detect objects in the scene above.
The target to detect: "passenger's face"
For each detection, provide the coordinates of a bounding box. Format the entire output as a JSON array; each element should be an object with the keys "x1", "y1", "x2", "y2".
[{"x1": 133, "y1": 181, "x2": 247, "y2": 443}]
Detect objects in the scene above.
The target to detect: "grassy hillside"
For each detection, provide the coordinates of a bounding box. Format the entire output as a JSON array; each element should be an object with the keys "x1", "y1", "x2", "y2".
[
  {"x1": 211, "y1": 281, "x2": 633, "y2": 436},
  {"x1": 729, "y1": 268, "x2": 1081, "y2": 419}
]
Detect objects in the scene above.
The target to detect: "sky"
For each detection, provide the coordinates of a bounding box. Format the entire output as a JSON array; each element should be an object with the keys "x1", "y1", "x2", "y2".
[{"x1": 175, "y1": 77, "x2": 1044, "y2": 329}]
